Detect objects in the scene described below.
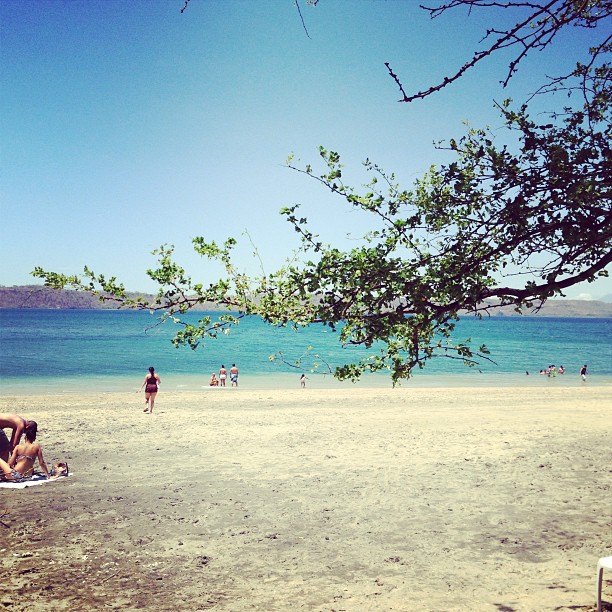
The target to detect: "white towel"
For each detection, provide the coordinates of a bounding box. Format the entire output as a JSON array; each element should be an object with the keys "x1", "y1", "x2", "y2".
[{"x1": 0, "y1": 473, "x2": 71, "y2": 489}]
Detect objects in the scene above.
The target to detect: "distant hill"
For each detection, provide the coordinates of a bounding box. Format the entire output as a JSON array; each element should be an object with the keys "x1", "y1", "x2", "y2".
[
  {"x1": 481, "y1": 299, "x2": 612, "y2": 318},
  {"x1": 1, "y1": 285, "x2": 611, "y2": 317},
  {"x1": 0, "y1": 285, "x2": 227, "y2": 312}
]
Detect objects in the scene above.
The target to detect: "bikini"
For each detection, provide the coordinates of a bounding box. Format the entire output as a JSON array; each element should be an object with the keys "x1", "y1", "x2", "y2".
[
  {"x1": 145, "y1": 375, "x2": 158, "y2": 393},
  {"x1": 8, "y1": 455, "x2": 35, "y2": 482},
  {"x1": 7, "y1": 470, "x2": 29, "y2": 482},
  {"x1": 16, "y1": 455, "x2": 35, "y2": 463},
  {"x1": 1, "y1": 461, "x2": 32, "y2": 483}
]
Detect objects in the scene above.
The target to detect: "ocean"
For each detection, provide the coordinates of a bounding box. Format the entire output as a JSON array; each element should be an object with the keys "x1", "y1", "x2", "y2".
[{"x1": 0, "y1": 309, "x2": 611, "y2": 393}]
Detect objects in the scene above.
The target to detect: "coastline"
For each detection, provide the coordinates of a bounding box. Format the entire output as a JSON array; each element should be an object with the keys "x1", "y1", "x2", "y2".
[
  {"x1": 3, "y1": 311, "x2": 611, "y2": 398},
  {"x1": 2, "y1": 370, "x2": 611, "y2": 396},
  {"x1": 1, "y1": 385, "x2": 611, "y2": 610}
]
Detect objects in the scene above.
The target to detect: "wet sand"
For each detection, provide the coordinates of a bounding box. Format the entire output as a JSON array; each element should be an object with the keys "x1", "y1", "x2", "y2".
[{"x1": 1, "y1": 386, "x2": 611, "y2": 611}]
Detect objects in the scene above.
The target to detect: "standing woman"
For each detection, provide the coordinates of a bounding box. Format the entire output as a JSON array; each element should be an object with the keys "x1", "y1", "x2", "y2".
[{"x1": 140, "y1": 366, "x2": 161, "y2": 413}]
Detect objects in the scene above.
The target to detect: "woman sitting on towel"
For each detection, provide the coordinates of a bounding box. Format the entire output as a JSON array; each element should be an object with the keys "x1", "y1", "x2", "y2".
[{"x1": 0, "y1": 421, "x2": 51, "y2": 482}]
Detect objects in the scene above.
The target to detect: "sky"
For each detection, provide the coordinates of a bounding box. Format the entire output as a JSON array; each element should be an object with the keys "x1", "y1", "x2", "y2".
[{"x1": 1, "y1": 0, "x2": 610, "y2": 300}]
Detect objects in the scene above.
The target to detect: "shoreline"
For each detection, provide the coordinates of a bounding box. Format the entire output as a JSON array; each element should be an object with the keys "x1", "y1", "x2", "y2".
[
  {"x1": 1, "y1": 386, "x2": 611, "y2": 610},
  {"x1": 2, "y1": 370, "x2": 610, "y2": 396}
]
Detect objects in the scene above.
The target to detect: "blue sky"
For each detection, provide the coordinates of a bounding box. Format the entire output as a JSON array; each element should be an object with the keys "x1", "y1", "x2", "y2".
[{"x1": 1, "y1": 0, "x2": 610, "y2": 300}]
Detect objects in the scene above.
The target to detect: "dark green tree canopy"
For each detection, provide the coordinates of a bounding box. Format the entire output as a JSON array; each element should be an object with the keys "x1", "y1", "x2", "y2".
[{"x1": 34, "y1": 0, "x2": 612, "y2": 383}]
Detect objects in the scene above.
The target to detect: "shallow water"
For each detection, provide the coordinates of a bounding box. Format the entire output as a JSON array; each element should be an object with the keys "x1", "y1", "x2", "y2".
[{"x1": 1, "y1": 309, "x2": 610, "y2": 394}]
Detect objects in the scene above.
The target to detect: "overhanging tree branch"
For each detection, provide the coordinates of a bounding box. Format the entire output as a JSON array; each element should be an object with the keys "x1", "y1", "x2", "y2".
[
  {"x1": 33, "y1": 1, "x2": 612, "y2": 383},
  {"x1": 388, "y1": 0, "x2": 612, "y2": 102}
]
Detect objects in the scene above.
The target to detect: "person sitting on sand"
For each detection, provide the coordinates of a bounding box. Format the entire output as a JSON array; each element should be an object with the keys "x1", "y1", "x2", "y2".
[
  {"x1": 50, "y1": 462, "x2": 69, "y2": 478},
  {"x1": 210, "y1": 373, "x2": 219, "y2": 387},
  {"x1": 0, "y1": 413, "x2": 31, "y2": 463},
  {"x1": 139, "y1": 366, "x2": 161, "y2": 413},
  {"x1": 0, "y1": 421, "x2": 51, "y2": 482}
]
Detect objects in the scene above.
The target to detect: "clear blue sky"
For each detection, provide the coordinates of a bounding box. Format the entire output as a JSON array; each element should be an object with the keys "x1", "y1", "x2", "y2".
[{"x1": 1, "y1": 0, "x2": 610, "y2": 299}]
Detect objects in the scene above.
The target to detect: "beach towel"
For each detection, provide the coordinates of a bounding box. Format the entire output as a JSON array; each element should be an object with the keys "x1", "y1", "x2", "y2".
[{"x1": 0, "y1": 473, "x2": 71, "y2": 489}]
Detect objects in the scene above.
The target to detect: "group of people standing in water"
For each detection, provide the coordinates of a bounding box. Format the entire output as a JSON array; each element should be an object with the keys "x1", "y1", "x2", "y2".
[
  {"x1": 210, "y1": 364, "x2": 239, "y2": 388},
  {"x1": 0, "y1": 414, "x2": 68, "y2": 483},
  {"x1": 538, "y1": 364, "x2": 565, "y2": 377},
  {"x1": 536, "y1": 364, "x2": 589, "y2": 381}
]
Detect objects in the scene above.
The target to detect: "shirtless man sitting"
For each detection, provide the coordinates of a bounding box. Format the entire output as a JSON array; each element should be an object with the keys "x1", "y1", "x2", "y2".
[{"x1": 0, "y1": 413, "x2": 30, "y2": 463}]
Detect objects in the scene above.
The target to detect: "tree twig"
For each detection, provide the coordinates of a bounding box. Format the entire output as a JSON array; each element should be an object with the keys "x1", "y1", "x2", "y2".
[{"x1": 295, "y1": 0, "x2": 312, "y2": 39}]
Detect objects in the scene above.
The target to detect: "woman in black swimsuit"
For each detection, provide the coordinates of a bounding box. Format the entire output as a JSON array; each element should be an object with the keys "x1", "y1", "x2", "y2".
[{"x1": 140, "y1": 366, "x2": 161, "y2": 413}]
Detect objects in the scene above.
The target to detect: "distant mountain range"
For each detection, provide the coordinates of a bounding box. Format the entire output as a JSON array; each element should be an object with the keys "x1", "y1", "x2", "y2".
[
  {"x1": 476, "y1": 298, "x2": 612, "y2": 317},
  {"x1": 1, "y1": 285, "x2": 611, "y2": 317},
  {"x1": 0, "y1": 285, "x2": 224, "y2": 311}
]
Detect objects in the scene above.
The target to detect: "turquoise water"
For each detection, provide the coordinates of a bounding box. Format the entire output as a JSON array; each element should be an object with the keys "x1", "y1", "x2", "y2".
[{"x1": 0, "y1": 309, "x2": 610, "y2": 393}]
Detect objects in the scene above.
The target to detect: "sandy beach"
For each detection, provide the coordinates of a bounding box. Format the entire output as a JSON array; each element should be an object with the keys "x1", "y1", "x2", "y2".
[{"x1": 1, "y1": 385, "x2": 611, "y2": 611}]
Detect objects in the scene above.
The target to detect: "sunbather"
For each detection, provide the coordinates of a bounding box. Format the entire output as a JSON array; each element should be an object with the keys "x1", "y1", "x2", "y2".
[{"x1": 0, "y1": 421, "x2": 51, "y2": 482}]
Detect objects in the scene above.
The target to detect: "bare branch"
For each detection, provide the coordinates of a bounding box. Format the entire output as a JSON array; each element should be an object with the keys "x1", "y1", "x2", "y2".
[
  {"x1": 295, "y1": 0, "x2": 312, "y2": 39},
  {"x1": 391, "y1": 0, "x2": 612, "y2": 102}
]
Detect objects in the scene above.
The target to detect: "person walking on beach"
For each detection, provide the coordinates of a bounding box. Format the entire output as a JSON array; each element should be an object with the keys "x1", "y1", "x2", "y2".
[
  {"x1": 219, "y1": 365, "x2": 227, "y2": 387},
  {"x1": 0, "y1": 421, "x2": 51, "y2": 482},
  {"x1": 300, "y1": 373, "x2": 308, "y2": 388},
  {"x1": 580, "y1": 364, "x2": 588, "y2": 382},
  {"x1": 230, "y1": 364, "x2": 239, "y2": 387},
  {"x1": 0, "y1": 413, "x2": 31, "y2": 463},
  {"x1": 140, "y1": 366, "x2": 161, "y2": 413}
]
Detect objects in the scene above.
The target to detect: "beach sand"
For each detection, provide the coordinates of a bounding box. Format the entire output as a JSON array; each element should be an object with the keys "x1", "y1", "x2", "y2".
[{"x1": 1, "y1": 386, "x2": 611, "y2": 611}]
